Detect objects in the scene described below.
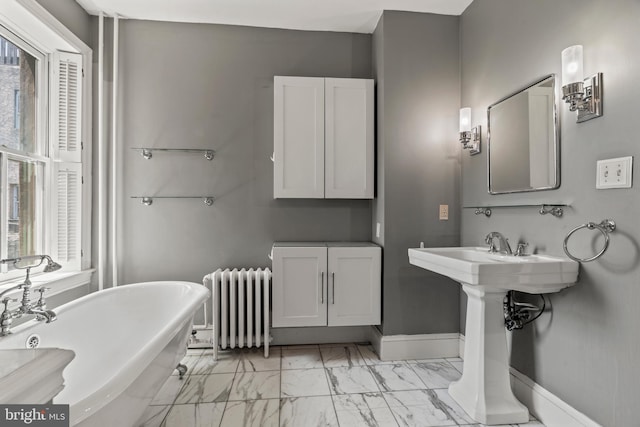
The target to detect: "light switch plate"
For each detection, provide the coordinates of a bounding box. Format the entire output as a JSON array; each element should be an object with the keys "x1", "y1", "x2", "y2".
[
  {"x1": 596, "y1": 156, "x2": 633, "y2": 189},
  {"x1": 439, "y1": 204, "x2": 449, "y2": 220}
]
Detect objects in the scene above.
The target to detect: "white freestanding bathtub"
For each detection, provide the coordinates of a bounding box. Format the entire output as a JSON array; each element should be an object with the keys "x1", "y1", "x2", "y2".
[{"x1": 0, "y1": 281, "x2": 209, "y2": 426}]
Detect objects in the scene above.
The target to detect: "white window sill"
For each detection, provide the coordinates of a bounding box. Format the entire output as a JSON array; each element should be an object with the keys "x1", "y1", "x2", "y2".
[{"x1": 0, "y1": 269, "x2": 94, "y2": 299}]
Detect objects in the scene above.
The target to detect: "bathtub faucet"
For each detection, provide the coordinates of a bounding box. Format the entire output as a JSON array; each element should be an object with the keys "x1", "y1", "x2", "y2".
[{"x1": 0, "y1": 255, "x2": 62, "y2": 336}]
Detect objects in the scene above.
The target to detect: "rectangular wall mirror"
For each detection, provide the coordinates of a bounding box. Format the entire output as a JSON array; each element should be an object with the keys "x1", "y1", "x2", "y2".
[{"x1": 487, "y1": 74, "x2": 559, "y2": 194}]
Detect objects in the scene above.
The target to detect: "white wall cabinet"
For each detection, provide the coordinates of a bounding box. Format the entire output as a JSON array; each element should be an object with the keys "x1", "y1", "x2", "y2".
[
  {"x1": 272, "y1": 242, "x2": 381, "y2": 328},
  {"x1": 273, "y1": 76, "x2": 374, "y2": 199}
]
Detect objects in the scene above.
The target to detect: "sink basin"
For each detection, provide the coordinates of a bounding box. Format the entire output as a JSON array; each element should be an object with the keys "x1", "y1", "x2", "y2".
[
  {"x1": 0, "y1": 348, "x2": 75, "y2": 403},
  {"x1": 408, "y1": 246, "x2": 579, "y2": 293}
]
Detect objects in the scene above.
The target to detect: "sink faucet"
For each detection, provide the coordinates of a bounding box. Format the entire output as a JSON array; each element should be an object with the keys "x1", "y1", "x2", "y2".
[{"x1": 485, "y1": 232, "x2": 512, "y2": 255}]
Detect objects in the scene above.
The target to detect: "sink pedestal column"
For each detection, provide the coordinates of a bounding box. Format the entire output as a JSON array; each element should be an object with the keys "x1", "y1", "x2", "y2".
[{"x1": 449, "y1": 284, "x2": 529, "y2": 425}]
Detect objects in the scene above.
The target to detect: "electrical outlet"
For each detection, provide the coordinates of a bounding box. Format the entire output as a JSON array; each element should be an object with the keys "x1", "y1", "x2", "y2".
[
  {"x1": 439, "y1": 204, "x2": 449, "y2": 220},
  {"x1": 596, "y1": 156, "x2": 633, "y2": 189}
]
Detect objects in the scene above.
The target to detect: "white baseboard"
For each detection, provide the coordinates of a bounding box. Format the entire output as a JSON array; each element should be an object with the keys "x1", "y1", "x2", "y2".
[
  {"x1": 368, "y1": 326, "x2": 460, "y2": 361},
  {"x1": 509, "y1": 368, "x2": 601, "y2": 427}
]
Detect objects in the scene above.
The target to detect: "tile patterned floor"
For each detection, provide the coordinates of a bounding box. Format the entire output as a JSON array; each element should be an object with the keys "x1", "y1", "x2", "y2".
[{"x1": 138, "y1": 343, "x2": 544, "y2": 427}]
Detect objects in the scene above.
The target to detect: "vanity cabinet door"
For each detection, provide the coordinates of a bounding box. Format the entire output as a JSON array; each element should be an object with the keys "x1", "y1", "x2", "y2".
[
  {"x1": 327, "y1": 246, "x2": 381, "y2": 326},
  {"x1": 273, "y1": 76, "x2": 325, "y2": 199},
  {"x1": 324, "y1": 78, "x2": 374, "y2": 199},
  {"x1": 272, "y1": 246, "x2": 327, "y2": 327}
]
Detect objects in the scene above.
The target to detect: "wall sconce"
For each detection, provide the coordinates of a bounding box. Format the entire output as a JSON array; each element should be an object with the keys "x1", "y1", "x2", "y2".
[
  {"x1": 561, "y1": 45, "x2": 603, "y2": 123},
  {"x1": 459, "y1": 107, "x2": 480, "y2": 155}
]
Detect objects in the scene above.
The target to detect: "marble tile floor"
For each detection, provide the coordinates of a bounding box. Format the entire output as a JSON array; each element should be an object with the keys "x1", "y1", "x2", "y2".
[{"x1": 138, "y1": 343, "x2": 544, "y2": 427}]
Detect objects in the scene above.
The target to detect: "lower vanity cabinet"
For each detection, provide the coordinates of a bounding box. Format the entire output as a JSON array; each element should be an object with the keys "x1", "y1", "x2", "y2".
[
  {"x1": 272, "y1": 242, "x2": 381, "y2": 328},
  {"x1": 327, "y1": 245, "x2": 382, "y2": 326},
  {"x1": 272, "y1": 245, "x2": 328, "y2": 327}
]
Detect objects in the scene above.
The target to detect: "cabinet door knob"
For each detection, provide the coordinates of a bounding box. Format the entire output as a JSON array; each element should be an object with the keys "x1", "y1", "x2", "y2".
[{"x1": 320, "y1": 271, "x2": 324, "y2": 304}]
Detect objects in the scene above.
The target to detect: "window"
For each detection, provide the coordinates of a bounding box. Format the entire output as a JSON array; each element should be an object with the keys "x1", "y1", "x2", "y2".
[
  {"x1": 0, "y1": 35, "x2": 43, "y2": 275},
  {"x1": 0, "y1": 25, "x2": 85, "y2": 281}
]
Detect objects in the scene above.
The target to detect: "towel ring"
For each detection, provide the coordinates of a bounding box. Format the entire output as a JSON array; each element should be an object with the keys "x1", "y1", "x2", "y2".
[{"x1": 563, "y1": 219, "x2": 616, "y2": 262}]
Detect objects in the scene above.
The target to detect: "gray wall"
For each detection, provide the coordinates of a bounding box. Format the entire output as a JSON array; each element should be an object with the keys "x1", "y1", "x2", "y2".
[
  {"x1": 373, "y1": 11, "x2": 461, "y2": 336},
  {"x1": 35, "y1": 0, "x2": 93, "y2": 47},
  {"x1": 118, "y1": 21, "x2": 372, "y2": 286},
  {"x1": 460, "y1": 1, "x2": 640, "y2": 425}
]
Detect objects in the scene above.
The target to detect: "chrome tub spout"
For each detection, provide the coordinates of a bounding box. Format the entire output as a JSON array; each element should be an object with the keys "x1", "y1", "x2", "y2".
[{"x1": 28, "y1": 308, "x2": 57, "y2": 323}]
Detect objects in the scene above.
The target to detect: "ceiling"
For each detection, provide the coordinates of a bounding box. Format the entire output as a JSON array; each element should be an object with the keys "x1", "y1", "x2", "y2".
[{"x1": 74, "y1": 0, "x2": 473, "y2": 34}]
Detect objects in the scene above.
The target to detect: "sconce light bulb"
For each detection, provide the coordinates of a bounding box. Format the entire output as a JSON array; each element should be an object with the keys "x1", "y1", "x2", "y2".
[
  {"x1": 561, "y1": 45, "x2": 584, "y2": 86},
  {"x1": 459, "y1": 107, "x2": 472, "y2": 133}
]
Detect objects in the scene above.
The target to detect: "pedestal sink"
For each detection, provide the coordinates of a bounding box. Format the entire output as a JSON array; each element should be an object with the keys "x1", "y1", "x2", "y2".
[{"x1": 408, "y1": 246, "x2": 579, "y2": 425}]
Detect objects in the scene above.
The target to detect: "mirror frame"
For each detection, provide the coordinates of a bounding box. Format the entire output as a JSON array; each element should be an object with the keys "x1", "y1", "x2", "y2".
[{"x1": 487, "y1": 74, "x2": 560, "y2": 195}]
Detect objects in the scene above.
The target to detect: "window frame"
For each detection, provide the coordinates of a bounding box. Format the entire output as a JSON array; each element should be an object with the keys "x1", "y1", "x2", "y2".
[
  {"x1": 0, "y1": 0, "x2": 93, "y2": 294},
  {"x1": 0, "y1": 29, "x2": 48, "y2": 280}
]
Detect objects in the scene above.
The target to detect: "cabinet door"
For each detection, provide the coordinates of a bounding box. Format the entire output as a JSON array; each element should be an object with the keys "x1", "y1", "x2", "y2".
[
  {"x1": 327, "y1": 246, "x2": 381, "y2": 326},
  {"x1": 272, "y1": 246, "x2": 327, "y2": 327},
  {"x1": 324, "y1": 78, "x2": 374, "y2": 199},
  {"x1": 273, "y1": 76, "x2": 325, "y2": 198}
]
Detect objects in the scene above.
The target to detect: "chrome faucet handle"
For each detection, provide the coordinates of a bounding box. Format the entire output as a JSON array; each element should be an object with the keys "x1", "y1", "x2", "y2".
[
  {"x1": 1, "y1": 297, "x2": 17, "y2": 336},
  {"x1": 35, "y1": 287, "x2": 51, "y2": 308},
  {"x1": 514, "y1": 243, "x2": 529, "y2": 256}
]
